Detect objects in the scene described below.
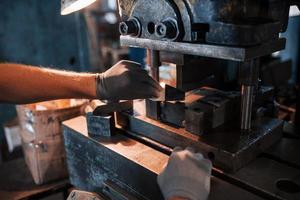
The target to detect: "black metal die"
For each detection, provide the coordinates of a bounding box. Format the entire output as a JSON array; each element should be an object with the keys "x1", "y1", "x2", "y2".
[{"x1": 86, "y1": 112, "x2": 115, "y2": 137}]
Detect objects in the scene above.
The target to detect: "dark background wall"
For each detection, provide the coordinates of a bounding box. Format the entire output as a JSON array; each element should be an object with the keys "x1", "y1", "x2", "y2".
[
  {"x1": 0, "y1": 0, "x2": 90, "y2": 142},
  {"x1": 280, "y1": 16, "x2": 300, "y2": 83}
]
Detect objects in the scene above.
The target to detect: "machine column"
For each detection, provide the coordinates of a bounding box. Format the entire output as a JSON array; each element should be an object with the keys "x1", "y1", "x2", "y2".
[
  {"x1": 145, "y1": 49, "x2": 161, "y2": 120},
  {"x1": 239, "y1": 59, "x2": 260, "y2": 130},
  {"x1": 147, "y1": 49, "x2": 160, "y2": 80}
]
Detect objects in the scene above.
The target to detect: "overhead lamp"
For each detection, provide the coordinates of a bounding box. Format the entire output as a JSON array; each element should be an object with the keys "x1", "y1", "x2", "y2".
[{"x1": 61, "y1": 0, "x2": 97, "y2": 15}]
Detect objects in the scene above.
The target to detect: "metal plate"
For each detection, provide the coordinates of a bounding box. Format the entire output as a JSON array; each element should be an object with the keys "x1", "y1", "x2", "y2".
[
  {"x1": 234, "y1": 157, "x2": 300, "y2": 200},
  {"x1": 120, "y1": 36, "x2": 286, "y2": 61},
  {"x1": 118, "y1": 112, "x2": 283, "y2": 171},
  {"x1": 264, "y1": 138, "x2": 300, "y2": 168}
]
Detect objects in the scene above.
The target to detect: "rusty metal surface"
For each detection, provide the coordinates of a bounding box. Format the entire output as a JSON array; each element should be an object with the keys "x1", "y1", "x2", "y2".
[
  {"x1": 120, "y1": 36, "x2": 286, "y2": 61},
  {"x1": 209, "y1": 177, "x2": 264, "y2": 200},
  {"x1": 63, "y1": 116, "x2": 265, "y2": 200},
  {"x1": 63, "y1": 117, "x2": 166, "y2": 200},
  {"x1": 118, "y1": 0, "x2": 290, "y2": 45},
  {"x1": 264, "y1": 138, "x2": 300, "y2": 168},
  {"x1": 119, "y1": 112, "x2": 283, "y2": 171},
  {"x1": 234, "y1": 157, "x2": 300, "y2": 200}
]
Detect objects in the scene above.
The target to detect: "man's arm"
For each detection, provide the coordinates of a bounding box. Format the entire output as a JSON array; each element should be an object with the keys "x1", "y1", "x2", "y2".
[
  {"x1": 0, "y1": 63, "x2": 97, "y2": 104},
  {"x1": 0, "y1": 60, "x2": 161, "y2": 104}
]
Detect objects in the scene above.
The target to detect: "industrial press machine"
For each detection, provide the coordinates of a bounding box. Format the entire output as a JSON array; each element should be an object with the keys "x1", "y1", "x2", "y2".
[{"x1": 63, "y1": 1, "x2": 300, "y2": 200}]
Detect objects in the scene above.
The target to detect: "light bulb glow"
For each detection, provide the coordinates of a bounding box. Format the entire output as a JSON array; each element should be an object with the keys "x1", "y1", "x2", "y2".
[{"x1": 61, "y1": 0, "x2": 96, "y2": 15}]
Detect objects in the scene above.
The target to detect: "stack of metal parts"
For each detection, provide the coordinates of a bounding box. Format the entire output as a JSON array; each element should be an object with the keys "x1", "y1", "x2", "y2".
[{"x1": 63, "y1": 1, "x2": 300, "y2": 200}]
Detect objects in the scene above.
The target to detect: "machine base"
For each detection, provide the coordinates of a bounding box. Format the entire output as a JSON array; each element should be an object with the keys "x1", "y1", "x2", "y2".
[
  {"x1": 117, "y1": 112, "x2": 283, "y2": 172},
  {"x1": 63, "y1": 116, "x2": 268, "y2": 200}
]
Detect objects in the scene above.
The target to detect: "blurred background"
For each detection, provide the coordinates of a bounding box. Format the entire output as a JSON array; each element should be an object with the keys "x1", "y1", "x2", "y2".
[{"x1": 0, "y1": 0, "x2": 146, "y2": 163}]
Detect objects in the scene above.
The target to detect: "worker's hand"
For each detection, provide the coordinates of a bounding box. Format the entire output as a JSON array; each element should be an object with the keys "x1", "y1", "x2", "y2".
[
  {"x1": 157, "y1": 147, "x2": 212, "y2": 200},
  {"x1": 96, "y1": 60, "x2": 162, "y2": 101}
]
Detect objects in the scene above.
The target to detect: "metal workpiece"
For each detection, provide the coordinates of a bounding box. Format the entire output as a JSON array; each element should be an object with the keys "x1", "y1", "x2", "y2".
[
  {"x1": 153, "y1": 84, "x2": 185, "y2": 102},
  {"x1": 145, "y1": 99, "x2": 160, "y2": 120},
  {"x1": 121, "y1": 36, "x2": 286, "y2": 62},
  {"x1": 86, "y1": 112, "x2": 115, "y2": 137},
  {"x1": 160, "y1": 101, "x2": 185, "y2": 127},
  {"x1": 91, "y1": 100, "x2": 133, "y2": 116},
  {"x1": 241, "y1": 85, "x2": 255, "y2": 130},
  {"x1": 185, "y1": 87, "x2": 241, "y2": 134}
]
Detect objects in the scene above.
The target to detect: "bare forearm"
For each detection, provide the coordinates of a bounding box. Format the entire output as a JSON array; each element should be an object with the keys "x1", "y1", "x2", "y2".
[{"x1": 0, "y1": 63, "x2": 97, "y2": 104}]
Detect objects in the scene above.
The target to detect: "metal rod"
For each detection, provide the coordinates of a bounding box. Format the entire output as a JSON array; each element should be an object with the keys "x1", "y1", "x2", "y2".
[
  {"x1": 241, "y1": 85, "x2": 254, "y2": 130},
  {"x1": 147, "y1": 49, "x2": 160, "y2": 80},
  {"x1": 145, "y1": 49, "x2": 161, "y2": 120},
  {"x1": 121, "y1": 36, "x2": 286, "y2": 62}
]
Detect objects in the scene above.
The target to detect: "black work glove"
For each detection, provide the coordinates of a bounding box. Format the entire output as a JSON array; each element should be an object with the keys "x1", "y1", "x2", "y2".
[{"x1": 96, "y1": 60, "x2": 162, "y2": 101}]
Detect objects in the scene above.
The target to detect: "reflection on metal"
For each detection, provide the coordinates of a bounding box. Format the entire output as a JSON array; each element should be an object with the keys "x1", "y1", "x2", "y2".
[{"x1": 241, "y1": 85, "x2": 255, "y2": 130}]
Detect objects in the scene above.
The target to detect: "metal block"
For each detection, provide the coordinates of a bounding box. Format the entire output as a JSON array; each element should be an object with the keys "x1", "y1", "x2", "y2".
[
  {"x1": 185, "y1": 87, "x2": 240, "y2": 130},
  {"x1": 145, "y1": 99, "x2": 160, "y2": 120},
  {"x1": 86, "y1": 112, "x2": 115, "y2": 137},
  {"x1": 63, "y1": 117, "x2": 165, "y2": 200},
  {"x1": 154, "y1": 84, "x2": 185, "y2": 101},
  {"x1": 91, "y1": 100, "x2": 133, "y2": 116},
  {"x1": 160, "y1": 101, "x2": 185, "y2": 127},
  {"x1": 159, "y1": 53, "x2": 224, "y2": 91},
  {"x1": 120, "y1": 112, "x2": 283, "y2": 172},
  {"x1": 185, "y1": 107, "x2": 205, "y2": 135}
]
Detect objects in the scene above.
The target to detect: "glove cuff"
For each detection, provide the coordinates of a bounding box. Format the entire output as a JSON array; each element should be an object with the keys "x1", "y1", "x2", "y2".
[
  {"x1": 95, "y1": 73, "x2": 107, "y2": 100},
  {"x1": 161, "y1": 177, "x2": 210, "y2": 200}
]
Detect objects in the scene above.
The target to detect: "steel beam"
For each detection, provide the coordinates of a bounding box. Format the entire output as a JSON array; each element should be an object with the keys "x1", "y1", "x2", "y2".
[{"x1": 121, "y1": 36, "x2": 286, "y2": 62}]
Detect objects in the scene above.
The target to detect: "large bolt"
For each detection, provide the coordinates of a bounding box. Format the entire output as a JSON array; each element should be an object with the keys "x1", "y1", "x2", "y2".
[
  {"x1": 155, "y1": 20, "x2": 178, "y2": 39},
  {"x1": 119, "y1": 18, "x2": 141, "y2": 37}
]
